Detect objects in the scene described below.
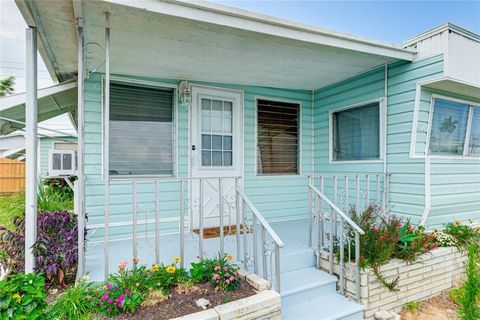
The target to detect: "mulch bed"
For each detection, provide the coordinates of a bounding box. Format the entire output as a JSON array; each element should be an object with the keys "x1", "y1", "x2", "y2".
[{"x1": 100, "y1": 280, "x2": 257, "y2": 320}]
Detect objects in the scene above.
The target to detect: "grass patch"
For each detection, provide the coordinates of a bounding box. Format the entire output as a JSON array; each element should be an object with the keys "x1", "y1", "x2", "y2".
[{"x1": 0, "y1": 192, "x2": 25, "y2": 231}]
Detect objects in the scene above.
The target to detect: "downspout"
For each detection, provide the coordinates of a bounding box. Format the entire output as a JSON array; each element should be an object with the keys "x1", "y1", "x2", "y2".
[
  {"x1": 383, "y1": 63, "x2": 389, "y2": 212},
  {"x1": 419, "y1": 156, "x2": 431, "y2": 226},
  {"x1": 312, "y1": 89, "x2": 315, "y2": 175}
]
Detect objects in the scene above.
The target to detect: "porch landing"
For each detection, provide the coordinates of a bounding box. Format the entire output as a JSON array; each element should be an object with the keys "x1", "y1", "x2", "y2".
[{"x1": 85, "y1": 218, "x2": 363, "y2": 319}]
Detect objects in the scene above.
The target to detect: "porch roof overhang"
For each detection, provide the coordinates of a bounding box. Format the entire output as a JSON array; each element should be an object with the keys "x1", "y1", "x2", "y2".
[
  {"x1": 16, "y1": 0, "x2": 415, "y2": 90},
  {"x1": 0, "y1": 81, "x2": 77, "y2": 135}
]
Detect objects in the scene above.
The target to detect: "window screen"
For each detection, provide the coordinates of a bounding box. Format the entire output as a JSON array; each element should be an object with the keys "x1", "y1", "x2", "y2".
[
  {"x1": 257, "y1": 99, "x2": 299, "y2": 175},
  {"x1": 109, "y1": 82, "x2": 174, "y2": 176},
  {"x1": 429, "y1": 98, "x2": 469, "y2": 156},
  {"x1": 332, "y1": 103, "x2": 380, "y2": 161}
]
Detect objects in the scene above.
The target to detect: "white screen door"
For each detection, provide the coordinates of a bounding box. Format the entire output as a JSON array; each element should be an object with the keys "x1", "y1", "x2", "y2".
[{"x1": 190, "y1": 86, "x2": 243, "y2": 229}]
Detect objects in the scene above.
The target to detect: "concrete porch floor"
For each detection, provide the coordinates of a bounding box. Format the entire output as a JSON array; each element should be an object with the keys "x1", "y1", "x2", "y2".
[{"x1": 85, "y1": 218, "x2": 310, "y2": 282}]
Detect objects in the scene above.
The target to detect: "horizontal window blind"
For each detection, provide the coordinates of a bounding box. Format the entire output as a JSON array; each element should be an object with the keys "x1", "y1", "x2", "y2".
[
  {"x1": 257, "y1": 99, "x2": 299, "y2": 174},
  {"x1": 109, "y1": 82, "x2": 174, "y2": 176},
  {"x1": 332, "y1": 103, "x2": 380, "y2": 161}
]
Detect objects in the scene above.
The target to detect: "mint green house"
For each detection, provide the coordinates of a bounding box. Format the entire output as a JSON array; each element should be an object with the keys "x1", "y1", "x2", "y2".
[{"x1": 12, "y1": 1, "x2": 479, "y2": 318}]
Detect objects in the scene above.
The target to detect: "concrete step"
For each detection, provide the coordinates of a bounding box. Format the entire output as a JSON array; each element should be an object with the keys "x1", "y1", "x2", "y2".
[
  {"x1": 282, "y1": 293, "x2": 364, "y2": 320},
  {"x1": 281, "y1": 248, "x2": 316, "y2": 273},
  {"x1": 281, "y1": 267, "x2": 338, "y2": 307}
]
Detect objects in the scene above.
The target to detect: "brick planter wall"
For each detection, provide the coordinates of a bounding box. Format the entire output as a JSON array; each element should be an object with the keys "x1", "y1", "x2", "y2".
[{"x1": 318, "y1": 247, "x2": 466, "y2": 319}]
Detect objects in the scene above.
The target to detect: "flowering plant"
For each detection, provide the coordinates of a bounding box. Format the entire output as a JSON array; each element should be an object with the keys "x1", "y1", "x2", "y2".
[
  {"x1": 96, "y1": 283, "x2": 141, "y2": 316},
  {"x1": 107, "y1": 257, "x2": 151, "y2": 295},
  {"x1": 148, "y1": 257, "x2": 187, "y2": 294},
  {"x1": 444, "y1": 220, "x2": 480, "y2": 250},
  {"x1": 208, "y1": 254, "x2": 239, "y2": 291}
]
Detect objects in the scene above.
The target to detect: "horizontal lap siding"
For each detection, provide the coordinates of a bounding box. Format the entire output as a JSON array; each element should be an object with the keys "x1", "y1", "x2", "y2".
[
  {"x1": 314, "y1": 67, "x2": 385, "y2": 212},
  {"x1": 83, "y1": 74, "x2": 313, "y2": 243},
  {"x1": 387, "y1": 56, "x2": 443, "y2": 222},
  {"x1": 425, "y1": 90, "x2": 480, "y2": 227}
]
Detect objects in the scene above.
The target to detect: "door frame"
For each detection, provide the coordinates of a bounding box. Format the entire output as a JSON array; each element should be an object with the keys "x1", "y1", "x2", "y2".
[{"x1": 188, "y1": 85, "x2": 245, "y2": 179}]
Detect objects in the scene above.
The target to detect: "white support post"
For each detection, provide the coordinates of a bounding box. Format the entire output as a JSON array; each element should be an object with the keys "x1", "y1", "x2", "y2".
[
  {"x1": 77, "y1": 20, "x2": 86, "y2": 279},
  {"x1": 25, "y1": 27, "x2": 38, "y2": 274}
]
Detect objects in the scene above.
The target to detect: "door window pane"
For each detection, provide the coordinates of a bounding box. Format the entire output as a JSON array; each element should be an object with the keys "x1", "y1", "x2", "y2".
[
  {"x1": 467, "y1": 108, "x2": 480, "y2": 156},
  {"x1": 429, "y1": 98, "x2": 469, "y2": 156},
  {"x1": 257, "y1": 99, "x2": 299, "y2": 174},
  {"x1": 332, "y1": 103, "x2": 380, "y2": 161},
  {"x1": 109, "y1": 82, "x2": 174, "y2": 175},
  {"x1": 200, "y1": 99, "x2": 234, "y2": 167}
]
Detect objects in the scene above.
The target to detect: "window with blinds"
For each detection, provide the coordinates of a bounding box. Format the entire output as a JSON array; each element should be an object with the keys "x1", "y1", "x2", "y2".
[
  {"x1": 109, "y1": 82, "x2": 174, "y2": 176},
  {"x1": 257, "y1": 99, "x2": 299, "y2": 175},
  {"x1": 332, "y1": 102, "x2": 380, "y2": 161}
]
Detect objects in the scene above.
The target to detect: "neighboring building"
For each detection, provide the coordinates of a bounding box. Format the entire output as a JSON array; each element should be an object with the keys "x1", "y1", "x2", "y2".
[{"x1": 11, "y1": 1, "x2": 480, "y2": 318}]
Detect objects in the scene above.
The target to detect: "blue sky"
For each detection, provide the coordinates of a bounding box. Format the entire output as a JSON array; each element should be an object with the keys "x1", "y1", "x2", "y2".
[{"x1": 214, "y1": 1, "x2": 480, "y2": 44}]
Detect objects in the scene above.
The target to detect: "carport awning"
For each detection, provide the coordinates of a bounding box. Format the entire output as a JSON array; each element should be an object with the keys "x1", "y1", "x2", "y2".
[{"x1": 0, "y1": 81, "x2": 77, "y2": 135}]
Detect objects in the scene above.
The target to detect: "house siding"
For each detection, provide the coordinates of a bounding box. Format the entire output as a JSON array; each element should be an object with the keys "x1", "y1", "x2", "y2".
[
  {"x1": 314, "y1": 55, "x2": 445, "y2": 223},
  {"x1": 83, "y1": 74, "x2": 313, "y2": 244},
  {"x1": 421, "y1": 89, "x2": 480, "y2": 227}
]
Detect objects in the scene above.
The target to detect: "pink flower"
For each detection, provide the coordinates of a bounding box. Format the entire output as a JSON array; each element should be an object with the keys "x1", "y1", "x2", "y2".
[
  {"x1": 213, "y1": 274, "x2": 221, "y2": 280},
  {"x1": 223, "y1": 266, "x2": 229, "y2": 271},
  {"x1": 101, "y1": 293, "x2": 109, "y2": 301},
  {"x1": 225, "y1": 273, "x2": 229, "y2": 277},
  {"x1": 107, "y1": 308, "x2": 110, "y2": 313},
  {"x1": 108, "y1": 298, "x2": 114, "y2": 304},
  {"x1": 214, "y1": 265, "x2": 221, "y2": 271},
  {"x1": 226, "y1": 279, "x2": 230, "y2": 284},
  {"x1": 106, "y1": 283, "x2": 113, "y2": 290},
  {"x1": 133, "y1": 257, "x2": 140, "y2": 264},
  {"x1": 98, "y1": 303, "x2": 103, "y2": 307},
  {"x1": 118, "y1": 303, "x2": 123, "y2": 308},
  {"x1": 125, "y1": 289, "x2": 130, "y2": 294},
  {"x1": 118, "y1": 260, "x2": 128, "y2": 270},
  {"x1": 129, "y1": 293, "x2": 133, "y2": 297},
  {"x1": 229, "y1": 275, "x2": 235, "y2": 281}
]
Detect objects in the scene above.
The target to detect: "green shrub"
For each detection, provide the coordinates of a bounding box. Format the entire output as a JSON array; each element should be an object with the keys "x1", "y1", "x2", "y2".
[
  {"x1": 458, "y1": 243, "x2": 480, "y2": 320},
  {"x1": 0, "y1": 193, "x2": 25, "y2": 231},
  {"x1": 46, "y1": 276, "x2": 95, "y2": 320},
  {"x1": 0, "y1": 273, "x2": 47, "y2": 319},
  {"x1": 37, "y1": 183, "x2": 73, "y2": 212},
  {"x1": 148, "y1": 257, "x2": 187, "y2": 294},
  {"x1": 405, "y1": 300, "x2": 421, "y2": 310}
]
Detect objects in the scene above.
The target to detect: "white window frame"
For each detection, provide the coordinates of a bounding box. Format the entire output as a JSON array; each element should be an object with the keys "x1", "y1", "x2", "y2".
[
  {"x1": 102, "y1": 76, "x2": 179, "y2": 179},
  {"x1": 48, "y1": 149, "x2": 76, "y2": 176},
  {"x1": 329, "y1": 98, "x2": 385, "y2": 164},
  {"x1": 426, "y1": 94, "x2": 480, "y2": 160},
  {"x1": 254, "y1": 96, "x2": 302, "y2": 176}
]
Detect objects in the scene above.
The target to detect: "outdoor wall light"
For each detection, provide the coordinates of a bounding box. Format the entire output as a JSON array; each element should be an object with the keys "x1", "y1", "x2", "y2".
[{"x1": 179, "y1": 80, "x2": 191, "y2": 106}]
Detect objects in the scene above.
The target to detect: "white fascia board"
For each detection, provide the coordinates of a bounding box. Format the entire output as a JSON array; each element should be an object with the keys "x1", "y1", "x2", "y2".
[
  {"x1": 404, "y1": 23, "x2": 480, "y2": 47},
  {"x1": 105, "y1": 0, "x2": 415, "y2": 61},
  {"x1": 0, "y1": 81, "x2": 76, "y2": 112}
]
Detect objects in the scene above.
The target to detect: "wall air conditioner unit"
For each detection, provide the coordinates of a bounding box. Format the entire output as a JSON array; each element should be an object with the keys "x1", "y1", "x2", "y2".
[{"x1": 48, "y1": 150, "x2": 76, "y2": 176}]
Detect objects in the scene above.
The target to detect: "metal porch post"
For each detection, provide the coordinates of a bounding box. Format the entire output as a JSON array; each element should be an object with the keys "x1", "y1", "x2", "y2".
[
  {"x1": 25, "y1": 27, "x2": 38, "y2": 274},
  {"x1": 76, "y1": 19, "x2": 86, "y2": 279}
]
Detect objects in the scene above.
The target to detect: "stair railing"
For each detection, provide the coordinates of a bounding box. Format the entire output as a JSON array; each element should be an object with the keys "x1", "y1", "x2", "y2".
[
  {"x1": 237, "y1": 186, "x2": 284, "y2": 292},
  {"x1": 308, "y1": 181, "x2": 365, "y2": 302}
]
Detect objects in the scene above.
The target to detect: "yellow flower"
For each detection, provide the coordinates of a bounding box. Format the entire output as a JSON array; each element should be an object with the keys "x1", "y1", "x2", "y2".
[
  {"x1": 12, "y1": 293, "x2": 21, "y2": 303},
  {"x1": 150, "y1": 264, "x2": 160, "y2": 272},
  {"x1": 166, "y1": 266, "x2": 176, "y2": 274},
  {"x1": 226, "y1": 255, "x2": 234, "y2": 261},
  {"x1": 454, "y1": 220, "x2": 461, "y2": 226},
  {"x1": 173, "y1": 257, "x2": 182, "y2": 263}
]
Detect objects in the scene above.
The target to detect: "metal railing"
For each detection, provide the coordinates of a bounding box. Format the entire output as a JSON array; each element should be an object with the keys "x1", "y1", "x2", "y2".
[
  {"x1": 237, "y1": 187, "x2": 284, "y2": 291},
  {"x1": 307, "y1": 173, "x2": 390, "y2": 301},
  {"x1": 78, "y1": 176, "x2": 284, "y2": 291}
]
